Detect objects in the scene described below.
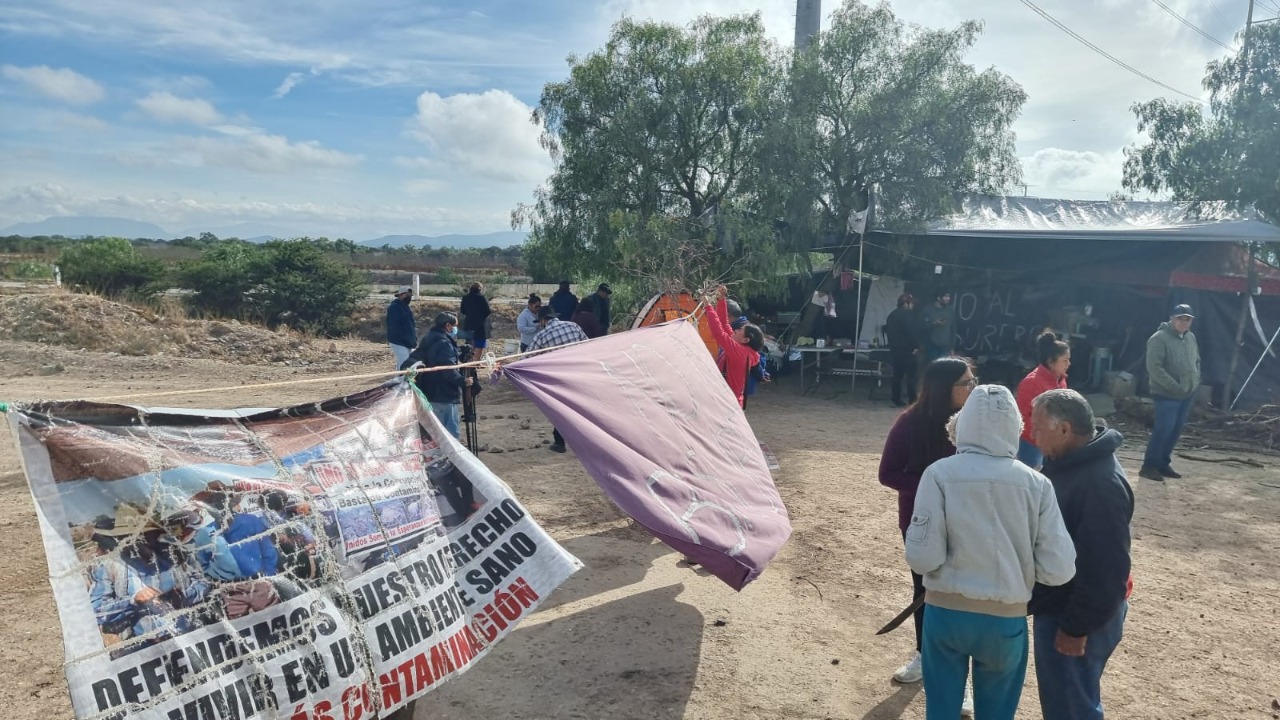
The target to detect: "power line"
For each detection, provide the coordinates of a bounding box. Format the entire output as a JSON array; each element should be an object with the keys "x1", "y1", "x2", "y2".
[
  {"x1": 1151, "y1": 0, "x2": 1233, "y2": 49},
  {"x1": 1200, "y1": 0, "x2": 1236, "y2": 33},
  {"x1": 1018, "y1": 0, "x2": 1206, "y2": 103}
]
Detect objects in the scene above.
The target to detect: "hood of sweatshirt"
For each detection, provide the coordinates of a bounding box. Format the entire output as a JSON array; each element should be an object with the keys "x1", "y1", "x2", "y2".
[
  {"x1": 955, "y1": 384, "x2": 1022, "y2": 459},
  {"x1": 1042, "y1": 426, "x2": 1125, "y2": 474}
]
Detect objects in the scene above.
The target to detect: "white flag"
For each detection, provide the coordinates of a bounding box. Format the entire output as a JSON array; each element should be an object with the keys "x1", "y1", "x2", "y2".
[{"x1": 847, "y1": 208, "x2": 868, "y2": 235}]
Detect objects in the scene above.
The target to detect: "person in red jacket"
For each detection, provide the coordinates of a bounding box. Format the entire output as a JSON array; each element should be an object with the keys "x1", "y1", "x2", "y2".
[
  {"x1": 1015, "y1": 331, "x2": 1071, "y2": 468},
  {"x1": 705, "y1": 285, "x2": 763, "y2": 408}
]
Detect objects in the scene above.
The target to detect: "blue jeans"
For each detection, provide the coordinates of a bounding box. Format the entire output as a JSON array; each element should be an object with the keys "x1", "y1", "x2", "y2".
[
  {"x1": 1142, "y1": 394, "x2": 1195, "y2": 470},
  {"x1": 1017, "y1": 438, "x2": 1044, "y2": 469},
  {"x1": 1034, "y1": 603, "x2": 1127, "y2": 720},
  {"x1": 431, "y1": 402, "x2": 461, "y2": 439},
  {"x1": 922, "y1": 604, "x2": 1028, "y2": 720}
]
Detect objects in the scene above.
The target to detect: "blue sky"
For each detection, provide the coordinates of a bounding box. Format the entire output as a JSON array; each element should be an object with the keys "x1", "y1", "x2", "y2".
[{"x1": 0, "y1": 0, "x2": 1266, "y2": 240}]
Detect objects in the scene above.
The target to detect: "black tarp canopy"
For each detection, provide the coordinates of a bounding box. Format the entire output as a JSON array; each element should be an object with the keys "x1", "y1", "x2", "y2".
[{"x1": 807, "y1": 194, "x2": 1280, "y2": 408}]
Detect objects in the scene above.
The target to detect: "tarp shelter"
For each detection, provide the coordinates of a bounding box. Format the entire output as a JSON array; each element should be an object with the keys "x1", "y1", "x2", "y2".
[{"x1": 813, "y1": 195, "x2": 1280, "y2": 409}]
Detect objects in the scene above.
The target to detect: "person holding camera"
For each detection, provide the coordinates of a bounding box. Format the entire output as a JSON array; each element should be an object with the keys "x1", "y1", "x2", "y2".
[{"x1": 405, "y1": 312, "x2": 473, "y2": 439}]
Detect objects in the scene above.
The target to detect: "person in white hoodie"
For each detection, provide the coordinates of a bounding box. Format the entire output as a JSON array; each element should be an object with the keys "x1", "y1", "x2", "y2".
[
  {"x1": 517, "y1": 294, "x2": 542, "y2": 351},
  {"x1": 906, "y1": 384, "x2": 1076, "y2": 720}
]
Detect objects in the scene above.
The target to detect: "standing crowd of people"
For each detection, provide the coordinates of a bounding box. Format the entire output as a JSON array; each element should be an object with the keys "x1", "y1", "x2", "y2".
[
  {"x1": 875, "y1": 300, "x2": 1199, "y2": 718},
  {"x1": 382, "y1": 282, "x2": 1204, "y2": 718}
]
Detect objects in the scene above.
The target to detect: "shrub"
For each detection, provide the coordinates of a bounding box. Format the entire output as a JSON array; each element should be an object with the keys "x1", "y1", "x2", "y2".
[
  {"x1": 7, "y1": 260, "x2": 54, "y2": 280},
  {"x1": 58, "y1": 237, "x2": 167, "y2": 299},
  {"x1": 249, "y1": 240, "x2": 365, "y2": 336},
  {"x1": 175, "y1": 242, "x2": 260, "y2": 318}
]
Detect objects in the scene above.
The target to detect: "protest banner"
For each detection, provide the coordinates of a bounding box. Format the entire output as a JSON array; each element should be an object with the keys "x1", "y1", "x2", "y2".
[
  {"x1": 6, "y1": 382, "x2": 581, "y2": 719},
  {"x1": 501, "y1": 320, "x2": 791, "y2": 590}
]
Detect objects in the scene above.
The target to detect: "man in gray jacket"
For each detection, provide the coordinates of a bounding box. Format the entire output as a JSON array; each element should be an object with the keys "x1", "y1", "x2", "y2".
[
  {"x1": 907, "y1": 384, "x2": 1076, "y2": 720},
  {"x1": 1140, "y1": 304, "x2": 1200, "y2": 481}
]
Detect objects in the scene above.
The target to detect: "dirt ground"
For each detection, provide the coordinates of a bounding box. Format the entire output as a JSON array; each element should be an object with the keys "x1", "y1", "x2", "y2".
[{"x1": 1, "y1": 337, "x2": 1278, "y2": 720}]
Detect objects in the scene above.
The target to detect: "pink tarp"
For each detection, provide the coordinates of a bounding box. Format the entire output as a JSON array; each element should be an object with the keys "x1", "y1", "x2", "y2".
[{"x1": 501, "y1": 320, "x2": 792, "y2": 590}]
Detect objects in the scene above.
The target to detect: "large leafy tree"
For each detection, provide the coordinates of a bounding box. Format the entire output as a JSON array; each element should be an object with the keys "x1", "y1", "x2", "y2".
[
  {"x1": 790, "y1": 1, "x2": 1026, "y2": 233},
  {"x1": 517, "y1": 2, "x2": 1026, "y2": 293},
  {"x1": 1123, "y1": 23, "x2": 1280, "y2": 224},
  {"x1": 515, "y1": 14, "x2": 790, "y2": 294}
]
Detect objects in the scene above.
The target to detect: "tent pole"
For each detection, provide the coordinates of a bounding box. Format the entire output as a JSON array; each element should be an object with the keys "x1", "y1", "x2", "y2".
[
  {"x1": 1229, "y1": 321, "x2": 1280, "y2": 411},
  {"x1": 852, "y1": 234, "x2": 864, "y2": 396}
]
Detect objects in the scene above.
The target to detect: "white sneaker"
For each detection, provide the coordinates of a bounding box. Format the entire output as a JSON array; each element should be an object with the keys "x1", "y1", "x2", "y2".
[
  {"x1": 960, "y1": 677, "x2": 974, "y2": 717},
  {"x1": 891, "y1": 652, "x2": 923, "y2": 683}
]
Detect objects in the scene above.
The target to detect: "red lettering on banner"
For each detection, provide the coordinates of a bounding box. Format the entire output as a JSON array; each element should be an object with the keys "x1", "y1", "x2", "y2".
[
  {"x1": 341, "y1": 685, "x2": 371, "y2": 720},
  {"x1": 290, "y1": 699, "x2": 336, "y2": 720}
]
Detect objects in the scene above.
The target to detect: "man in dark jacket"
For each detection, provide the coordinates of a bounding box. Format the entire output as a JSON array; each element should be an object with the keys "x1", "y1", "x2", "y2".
[
  {"x1": 1030, "y1": 389, "x2": 1135, "y2": 720},
  {"x1": 549, "y1": 280, "x2": 578, "y2": 321},
  {"x1": 386, "y1": 285, "x2": 416, "y2": 368},
  {"x1": 884, "y1": 292, "x2": 921, "y2": 407},
  {"x1": 593, "y1": 283, "x2": 613, "y2": 334},
  {"x1": 405, "y1": 312, "x2": 472, "y2": 439},
  {"x1": 459, "y1": 283, "x2": 491, "y2": 349}
]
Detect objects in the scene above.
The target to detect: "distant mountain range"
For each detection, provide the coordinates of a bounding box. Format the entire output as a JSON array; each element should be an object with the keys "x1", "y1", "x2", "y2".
[
  {"x1": 0, "y1": 216, "x2": 526, "y2": 248},
  {"x1": 358, "y1": 231, "x2": 526, "y2": 249},
  {"x1": 2, "y1": 216, "x2": 170, "y2": 239}
]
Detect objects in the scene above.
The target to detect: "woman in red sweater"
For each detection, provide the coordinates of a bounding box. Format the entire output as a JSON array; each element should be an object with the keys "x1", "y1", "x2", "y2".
[
  {"x1": 1015, "y1": 331, "x2": 1071, "y2": 468},
  {"x1": 705, "y1": 285, "x2": 763, "y2": 408}
]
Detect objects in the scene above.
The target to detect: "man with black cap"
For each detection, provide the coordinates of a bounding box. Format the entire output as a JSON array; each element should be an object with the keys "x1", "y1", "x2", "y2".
[
  {"x1": 526, "y1": 306, "x2": 589, "y2": 452},
  {"x1": 1140, "y1": 304, "x2": 1200, "y2": 481},
  {"x1": 386, "y1": 285, "x2": 416, "y2": 368},
  {"x1": 885, "y1": 292, "x2": 921, "y2": 407},
  {"x1": 594, "y1": 283, "x2": 613, "y2": 335},
  {"x1": 550, "y1": 280, "x2": 578, "y2": 321}
]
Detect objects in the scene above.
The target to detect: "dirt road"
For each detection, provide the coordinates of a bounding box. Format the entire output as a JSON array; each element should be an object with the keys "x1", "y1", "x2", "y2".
[{"x1": 1, "y1": 338, "x2": 1277, "y2": 719}]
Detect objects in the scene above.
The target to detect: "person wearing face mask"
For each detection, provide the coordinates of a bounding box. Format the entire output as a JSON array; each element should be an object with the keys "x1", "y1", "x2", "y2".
[
  {"x1": 1015, "y1": 331, "x2": 1072, "y2": 469},
  {"x1": 404, "y1": 312, "x2": 473, "y2": 439}
]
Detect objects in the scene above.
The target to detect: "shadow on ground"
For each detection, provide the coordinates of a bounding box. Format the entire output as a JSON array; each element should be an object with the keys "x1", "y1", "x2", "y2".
[{"x1": 412, "y1": 525, "x2": 704, "y2": 720}]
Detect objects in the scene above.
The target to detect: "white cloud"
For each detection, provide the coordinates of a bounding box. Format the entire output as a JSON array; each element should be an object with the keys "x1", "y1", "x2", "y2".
[
  {"x1": 409, "y1": 89, "x2": 549, "y2": 184},
  {"x1": 174, "y1": 133, "x2": 363, "y2": 173},
  {"x1": 0, "y1": 64, "x2": 104, "y2": 104},
  {"x1": 1020, "y1": 148, "x2": 1127, "y2": 199},
  {"x1": 117, "y1": 130, "x2": 363, "y2": 174},
  {"x1": 0, "y1": 182, "x2": 502, "y2": 237},
  {"x1": 272, "y1": 72, "x2": 306, "y2": 98},
  {"x1": 136, "y1": 91, "x2": 224, "y2": 125},
  {"x1": 53, "y1": 111, "x2": 108, "y2": 131}
]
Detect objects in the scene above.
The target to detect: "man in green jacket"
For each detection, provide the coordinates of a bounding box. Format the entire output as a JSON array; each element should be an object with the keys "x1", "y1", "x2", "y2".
[{"x1": 1140, "y1": 304, "x2": 1200, "y2": 481}]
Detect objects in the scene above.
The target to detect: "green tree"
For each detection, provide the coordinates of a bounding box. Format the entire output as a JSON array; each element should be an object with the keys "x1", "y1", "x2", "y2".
[
  {"x1": 1122, "y1": 22, "x2": 1279, "y2": 223},
  {"x1": 514, "y1": 13, "x2": 787, "y2": 293},
  {"x1": 249, "y1": 240, "x2": 364, "y2": 335},
  {"x1": 789, "y1": 1, "x2": 1026, "y2": 233},
  {"x1": 175, "y1": 242, "x2": 260, "y2": 317},
  {"x1": 58, "y1": 237, "x2": 167, "y2": 299}
]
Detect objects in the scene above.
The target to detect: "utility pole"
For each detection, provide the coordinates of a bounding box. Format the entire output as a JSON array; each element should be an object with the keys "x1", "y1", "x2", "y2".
[
  {"x1": 795, "y1": 0, "x2": 821, "y2": 53},
  {"x1": 1223, "y1": 0, "x2": 1257, "y2": 406}
]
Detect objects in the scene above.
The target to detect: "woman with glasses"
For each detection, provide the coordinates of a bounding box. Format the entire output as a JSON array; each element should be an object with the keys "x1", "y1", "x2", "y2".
[{"x1": 878, "y1": 358, "x2": 977, "y2": 707}]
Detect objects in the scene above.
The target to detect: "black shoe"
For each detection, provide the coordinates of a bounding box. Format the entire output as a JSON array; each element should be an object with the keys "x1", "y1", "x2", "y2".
[
  {"x1": 548, "y1": 443, "x2": 566, "y2": 453},
  {"x1": 1138, "y1": 467, "x2": 1165, "y2": 482},
  {"x1": 1159, "y1": 467, "x2": 1183, "y2": 479},
  {"x1": 892, "y1": 400, "x2": 907, "y2": 408}
]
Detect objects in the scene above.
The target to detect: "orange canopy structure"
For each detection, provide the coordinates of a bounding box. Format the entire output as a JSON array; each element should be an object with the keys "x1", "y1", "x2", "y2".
[{"x1": 632, "y1": 291, "x2": 719, "y2": 358}]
